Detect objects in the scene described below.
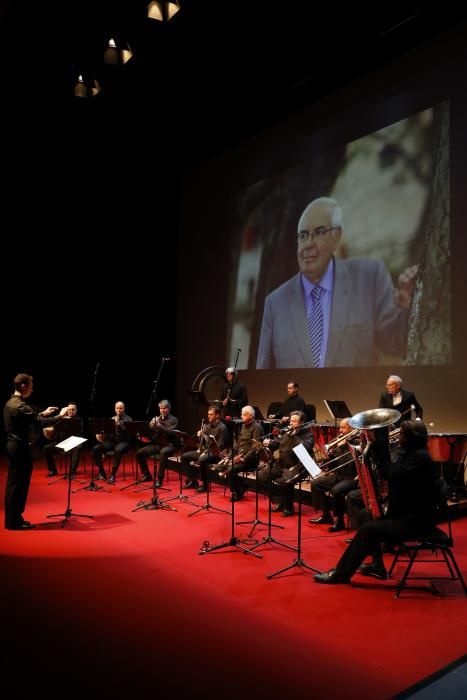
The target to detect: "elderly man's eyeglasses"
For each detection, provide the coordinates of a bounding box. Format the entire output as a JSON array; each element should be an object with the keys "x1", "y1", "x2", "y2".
[{"x1": 297, "y1": 226, "x2": 336, "y2": 243}]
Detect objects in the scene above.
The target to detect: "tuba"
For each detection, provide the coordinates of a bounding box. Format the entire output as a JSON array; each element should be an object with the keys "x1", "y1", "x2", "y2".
[{"x1": 347, "y1": 408, "x2": 400, "y2": 520}]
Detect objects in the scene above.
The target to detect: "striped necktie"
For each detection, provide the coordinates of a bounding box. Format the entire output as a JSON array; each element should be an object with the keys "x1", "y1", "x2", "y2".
[{"x1": 308, "y1": 286, "x2": 323, "y2": 367}]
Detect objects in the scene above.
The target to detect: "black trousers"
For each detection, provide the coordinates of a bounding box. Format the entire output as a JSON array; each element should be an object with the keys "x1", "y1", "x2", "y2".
[
  {"x1": 312, "y1": 474, "x2": 357, "y2": 518},
  {"x1": 5, "y1": 441, "x2": 33, "y2": 529},
  {"x1": 43, "y1": 442, "x2": 83, "y2": 473},
  {"x1": 257, "y1": 463, "x2": 295, "y2": 511},
  {"x1": 137, "y1": 444, "x2": 177, "y2": 479},
  {"x1": 335, "y1": 516, "x2": 424, "y2": 578},
  {"x1": 181, "y1": 450, "x2": 220, "y2": 487}
]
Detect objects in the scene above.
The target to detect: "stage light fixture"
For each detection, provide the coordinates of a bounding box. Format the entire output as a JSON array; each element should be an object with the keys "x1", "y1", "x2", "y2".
[
  {"x1": 104, "y1": 37, "x2": 133, "y2": 65},
  {"x1": 74, "y1": 74, "x2": 101, "y2": 98},
  {"x1": 147, "y1": 1, "x2": 181, "y2": 22}
]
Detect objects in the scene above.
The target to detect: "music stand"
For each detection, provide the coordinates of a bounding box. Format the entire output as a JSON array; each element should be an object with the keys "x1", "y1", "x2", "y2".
[
  {"x1": 47, "y1": 418, "x2": 86, "y2": 486},
  {"x1": 267, "y1": 444, "x2": 321, "y2": 579},
  {"x1": 236, "y1": 440, "x2": 282, "y2": 538},
  {"x1": 324, "y1": 400, "x2": 352, "y2": 432},
  {"x1": 118, "y1": 421, "x2": 154, "y2": 491},
  {"x1": 47, "y1": 436, "x2": 93, "y2": 527},
  {"x1": 199, "y1": 415, "x2": 262, "y2": 558},
  {"x1": 188, "y1": 435, "x2": 231, "y2": 517}
]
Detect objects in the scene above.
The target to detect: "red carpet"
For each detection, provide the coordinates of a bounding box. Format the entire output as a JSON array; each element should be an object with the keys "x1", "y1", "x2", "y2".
[{"x1": 1, "y1": 458, "x2": 466, "y2": 699}]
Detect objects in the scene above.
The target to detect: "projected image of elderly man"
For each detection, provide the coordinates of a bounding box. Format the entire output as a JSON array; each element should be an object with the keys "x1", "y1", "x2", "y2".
[{"x1": 256, "y1": 197, "x2": 418, "y2": 368}]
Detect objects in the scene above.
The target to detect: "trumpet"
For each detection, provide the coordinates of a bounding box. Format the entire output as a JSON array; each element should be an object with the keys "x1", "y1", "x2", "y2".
[{"x1": 324, "y1": 428, "x2": 360, "y2": 454}]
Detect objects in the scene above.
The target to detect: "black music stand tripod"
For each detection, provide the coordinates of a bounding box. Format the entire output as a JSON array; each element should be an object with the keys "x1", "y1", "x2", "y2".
[
  {"x1": 267, "y1": 461, "x2": 320, "y2": 579},
  {"x1": 189, "y1": 436, "x2": 231, "y2": 518},
  {"x1": 199, "y1": 414, "x2": 261, "y2": 558},
  {"x1": 47, "y1": 438, "x2": 94, "y2": 528},
  {"x1": 248, "y1": 458, "x2": 295, "y2": 554},
  {"x1": 236, "y1": 441, "x2": 284, "y2": 538},
  {"x1": 133, "y1": 479, "x2": 177, "y2": 513},
  {"x1": 47, "y1": 417, "x2": 86, "y2": 487}
]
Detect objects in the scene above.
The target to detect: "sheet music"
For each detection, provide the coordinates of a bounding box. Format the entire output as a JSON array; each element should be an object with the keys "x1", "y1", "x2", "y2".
[
  {"x1": 293, "y1": 443, "x2": 323, "y2": 479},
  {"x1": 56, "y1": 435, "x2": 88, "y2": 452}
]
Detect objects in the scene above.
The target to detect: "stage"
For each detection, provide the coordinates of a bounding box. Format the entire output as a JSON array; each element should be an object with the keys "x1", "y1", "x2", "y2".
[{"x1": 0, "y1": 457, "x2": 466, "y2": 699}]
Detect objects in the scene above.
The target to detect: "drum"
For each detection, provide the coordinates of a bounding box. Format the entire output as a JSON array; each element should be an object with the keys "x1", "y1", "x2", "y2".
[{"x1": 428, "y1": 433, "x2": 467, "y2": 463}]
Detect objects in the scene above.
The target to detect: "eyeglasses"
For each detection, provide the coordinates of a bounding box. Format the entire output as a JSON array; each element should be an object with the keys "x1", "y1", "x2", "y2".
[{"x1": 297, "y1": 226, "x2": 336, "y2": 243}]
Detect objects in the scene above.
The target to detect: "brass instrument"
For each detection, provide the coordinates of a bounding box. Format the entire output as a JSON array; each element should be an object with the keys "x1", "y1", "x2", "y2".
[
  {"x1": 389, "y1": 427, "x2": 401, "y2": 443},
  {"x1": 347, "y1": 408, "x2": 400, "y2": 520},
  {"x1": 43, "y1": 426, "x2": 56, "y2": 440},
  {"x1": 324, "y1": 428, "x2": 360, "y2": 454}
]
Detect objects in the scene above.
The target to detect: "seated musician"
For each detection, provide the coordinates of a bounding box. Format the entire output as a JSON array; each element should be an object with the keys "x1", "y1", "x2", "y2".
[
  {"x1": 43, "y1": 402, "x2": 84, "y2": 477},
  {"x1": 309, "y1": 418, "x2": 358, "y2": 532},
  {"x1": 268, "y1": 381, "x2": 306, "y2": 424},
  {"x1": 136, "y1": 399, "x2": 178, "y2": 486},
  {"x1": 224, "y1": 405, "x2": 264, "y2": 502},
  {"x1": 92, "y1": 401, "x2": 133, "y2": 484},
  {"x1": 314, "y1": 420, "x2": 437, "y2": 584},
  {"x1": 258, "y1": 410, "x2": 313, "y2": 516},
  {"x1": 180, "y1": 405, "x2": 228, "y2": 493}
]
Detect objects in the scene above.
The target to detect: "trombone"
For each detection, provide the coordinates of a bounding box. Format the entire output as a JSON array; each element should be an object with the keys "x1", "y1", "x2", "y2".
[{"x1": 324, "y1": 428, "x2": 361, "y2": 454}]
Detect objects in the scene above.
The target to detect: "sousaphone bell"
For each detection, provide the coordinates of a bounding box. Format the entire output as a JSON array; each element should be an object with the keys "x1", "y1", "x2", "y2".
[{"x1": 348, "y1": 408, "x2": 401, "y2": 431}]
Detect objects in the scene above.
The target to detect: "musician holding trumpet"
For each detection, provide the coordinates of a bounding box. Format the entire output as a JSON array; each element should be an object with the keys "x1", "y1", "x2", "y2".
[
  {"x1": 314, "y1": 420, "x2": 436, "y2": 585},
  {"x1": 137, "y1": 399, "x2": 179, "y2": 486},
  {"x1": 181, "y1": 405, "x2": 228, "y2": 492},
  {"x1": 309, "y1": 418, "x2": 358, "y2": 531}
]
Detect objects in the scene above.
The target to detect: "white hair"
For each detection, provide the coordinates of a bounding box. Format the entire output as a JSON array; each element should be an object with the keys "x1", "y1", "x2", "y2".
[
  {"x1": 299, "y1": 197, "x2": 344, "y2": 231},
  {"x1": 225, "y1": 367, "x2": 236, "y2": 376},
  {"x1": 242, "y1": 405, "x2": 255, "y2": 418},
  {"x1": 388, "y1": 375, "x2": 402, "y2": 385}
]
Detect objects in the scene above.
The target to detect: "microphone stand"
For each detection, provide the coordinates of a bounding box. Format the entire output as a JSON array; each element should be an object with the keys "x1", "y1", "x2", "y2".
[
  {"x1": 75, "y1": 362, "x2": 107, "y2": 493},
  {"x1": 145, "y1": 357, "x2": 168, "y2": 419}
]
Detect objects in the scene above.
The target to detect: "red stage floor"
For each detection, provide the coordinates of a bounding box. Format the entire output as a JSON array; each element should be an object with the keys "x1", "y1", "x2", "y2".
[{"x1": 1, "y1": 459, "x2": 466, "y2": 699}]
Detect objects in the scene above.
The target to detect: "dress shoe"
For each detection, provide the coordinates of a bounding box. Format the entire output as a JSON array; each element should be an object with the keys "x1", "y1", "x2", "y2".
[
  {"x1": 309, "y1": 514, "x2": 333, "y2": 525},
  {"x1": 197, "y1": 485, "x2": 207, "y2": 493},
  {"x1": 272, "y1": 503, "x2": 284, "y2": 512},
  {"x1": 47, "y1": 470, "x2": 58, "y2": 477},
  {"x1": 139, "y1": 474, "x2": 152, "y2": 483},
  {"x1": 358, "y1": 563, "x2": 387, "y2": 580},
  {"x1": 155, "y1": 479, "x2": 163, "y2": 488},
  {"x1": 8, "y1": 522, "x2": 36, "y2": 530},
  {"x1": 96, "y1": 473, "x2": 107, "y2": 481},
  {"x1": 230, "y1": 493, "x2": 242, "y2": 502},
  {"x1": 185, "y1": 479, "x2": 199, "y2": 489},
  {"x1": 108, "y1": 474, "x2": 116, "y2": 484},
  {"x1": 328, "y1": 519, "x2": 345, "y2": 533},
  {"x1": 282, "y1": 509, "x2": 294, "y2": 517},
  {"x1": 313, "y1": 569, "x2": 350, "y2": 584}
]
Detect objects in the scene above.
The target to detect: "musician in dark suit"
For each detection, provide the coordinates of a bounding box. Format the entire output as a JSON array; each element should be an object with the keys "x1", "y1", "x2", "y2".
[
  {"x1": 43, "y1": 402, "x2": 84, "y2": 477},
  {"x1": 221, "y1": 367, "x2": 248, "y2": 418},
  {"x1": 379, "y1": 375, "x2": 423, "y2": 425},
  {"x1": 308, "y1": 418, "x2": 357, "y2": 531},
  {"x1": 92, "y1": 401, "x2": 133, "y2": 484},
  {"x1": 268, "y1": 382, "x2": 306, "y2": 424},
  {"x1": 258, "y1": 410, "x2": 313, "y2": 516},
  {"x1": 314, "y1": 421, "x2": 436, "y2": 584},
  {"x1": 224, "y1": 405, "x2": 263, "y2": 501},
  {"x1": 181, "y1": 405, "x2": 228, "y2": 492},
  {"x1": 136, "y1": 399, "x2": 179, "y2": 486},
  {"x1": 256, "y1": 197, "x2": 418, "y2": 368},
  {"x1": 3, "y1": 373, "x2": 67, "y2": 530}
]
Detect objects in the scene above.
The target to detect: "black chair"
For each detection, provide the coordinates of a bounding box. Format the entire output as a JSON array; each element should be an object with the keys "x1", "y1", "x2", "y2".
[
  {"x1": 304, "y1": 404, "x2": 316, "y2": 422},
  {"x1": 388, "y1": 479, "x2": 467, "y2": 598},
  {"x1": 266, "y1": 401, "x2": 282, "y2": 418}
]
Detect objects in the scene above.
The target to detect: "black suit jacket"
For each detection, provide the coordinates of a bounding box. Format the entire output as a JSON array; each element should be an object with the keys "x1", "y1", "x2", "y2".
[{"x1": 379, "y1": 389, "x2": 423, "y2": 424}]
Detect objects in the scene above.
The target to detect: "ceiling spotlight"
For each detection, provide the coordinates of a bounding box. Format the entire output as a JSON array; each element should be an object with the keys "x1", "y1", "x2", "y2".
[
  {"x1": 147, "y1": 1, "x2": 181, "y2": 22},
  {"x1": 104, "y1": 37, "x2": 133, "y2": 65},
  {"x1": 74, "y1": 74, "x2": 101, "y2": 98}
]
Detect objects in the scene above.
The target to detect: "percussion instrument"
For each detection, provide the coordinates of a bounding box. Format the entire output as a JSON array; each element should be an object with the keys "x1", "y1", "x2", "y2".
[{"x1": 428, "y1": 433, "x2": 467, "y2": 464}]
